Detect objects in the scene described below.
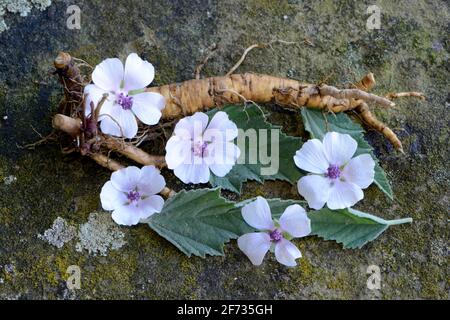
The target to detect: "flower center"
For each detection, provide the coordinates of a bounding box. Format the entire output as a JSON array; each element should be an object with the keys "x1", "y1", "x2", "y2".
[
  {"x1": 117, "y1": 93, "x2": 133, "y2": 110},
  {"x1": 192, "y1": 141, "x2": 209, "y2": 158},
  {"x1": 325, "y1": 164, "x2": 341, "y2": 179},
  {"x1": 127, "y1": 190, "x2": 140, "y2": 203},
  {"x1": 269, "y1": 229, "x2": 283, "y2": 243}
]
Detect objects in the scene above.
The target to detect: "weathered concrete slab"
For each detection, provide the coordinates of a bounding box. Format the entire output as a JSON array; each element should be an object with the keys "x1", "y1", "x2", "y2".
[{"x1": 0, "y1": 0, "x2": 448, "y2": 299}]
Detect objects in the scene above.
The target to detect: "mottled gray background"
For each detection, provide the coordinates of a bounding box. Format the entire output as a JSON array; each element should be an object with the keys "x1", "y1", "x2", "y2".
[{"x1": 0, "y1": 0, "x2": 448, "y2": 299}]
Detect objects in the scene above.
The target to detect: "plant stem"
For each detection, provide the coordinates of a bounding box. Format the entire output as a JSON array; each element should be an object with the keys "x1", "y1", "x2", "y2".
[{"x1": 386, "y1": 217, "x2": 413, "y2": 225}]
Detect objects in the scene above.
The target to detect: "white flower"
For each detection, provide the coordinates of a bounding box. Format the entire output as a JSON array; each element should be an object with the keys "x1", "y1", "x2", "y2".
[
  {"x1": 294, "y1": 132, "x2": 375, "y2": 210},
  {"x1": 237, "y1": 197, "x2": 311, "y2": 267},
  {"x1": 165, "y1": 111, "x2": 241, "y2": 184},
  {"x1": 100, "y1": 165, "x2": 165, "y2": 226},
  {"x1": 84, "y1": 53, "x2": 165, "y2": 139}
]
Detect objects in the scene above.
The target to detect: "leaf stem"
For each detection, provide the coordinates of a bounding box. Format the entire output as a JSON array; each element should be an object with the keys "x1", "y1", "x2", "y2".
[{"x1": 386, "y1": 217, "x2": 413, "y2": 225}]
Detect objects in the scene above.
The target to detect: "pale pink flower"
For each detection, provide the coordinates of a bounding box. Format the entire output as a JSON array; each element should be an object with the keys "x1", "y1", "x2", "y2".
[
  {"x1": 84, "y1": 53, "x2": 165, "y2": 139},
  {"x1": 294, "y1": 132, "x2": 375, "y2": 210},
  {"x1": 165, "y1": 111, "x2": 241, "y2": 184},
  {"x1": 100, "y1": 166, "x2": 165, "y2": 226},
  {"x1": 238, "y1": 197, "x2": 311, "y2": 267}
]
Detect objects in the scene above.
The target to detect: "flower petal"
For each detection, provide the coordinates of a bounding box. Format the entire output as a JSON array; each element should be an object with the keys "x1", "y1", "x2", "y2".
[
  {"x1": 110, "y1": 166, "x2": 141, "y2": 192},
  {"x1": 209, "y1": 163, "x2": 233, "y2": 177},
  {"x1": 95, "y1": 92, "x2": 115, "y2": 118},
  {"x1": 237, "y1": 232, "x2": 271, "y2": 266},
  {"x1": 99, "y1": 116, "x2": 120, "y2": 137},
  {"x1": 241, "y1": 196, "x2": 275, "y2": 231},
  {"x1": 99, "y1": 104, "x2": 138, "y2": 139},
  {"x1": 322, "y1": 132, "x2": 357, "y2": 166},
  {"x1": 165, "y1": 136, "x2": 192, "y2": 169},
  {"x1": 207, "y1": 141, "x2": 240, "y2": 177},
  {"x1": 112, "y1": 204, "x2": 141, "y2": 226},
  {"x1": 138, "y1": 166, "x2": 166, "y2": 195},
  {"x1": 173, "y1": 163, "x2": 210, "y2": 184},
  {"x1": 131, "y1": 92, "x2": 165, "y2": 125},
  {"x1": 100, "y1": 181, "x2": 127, "y2": 211},
  {"x1": 123, "y1": 53, "x2": 155, "y2": 92},
  {"x1": 84, "y1": 84, "x2": 112, "y2": 118},
  {"x1": 174, "y1": 112, "x2": 209, "y2": 138},
  {"x1": 327, "y1": 180, "x2": 364, "y2": 210},
  {"x1": 274, "y1": 239, "x2": 302, "y2": 267},
  {"x1": 342, "y1": 154, "x2": 375, "y2": 189},
  {"x1": 137, "y1": 195, "x2": 164, "y2": 220},
  {"x1": 293, "y1": 139, "x2": 329, "y2": 174},
  {"x1": 279, "y1": 204, "x2": 311, "y2": 238},
  {"x1": 92, "y1": 58, "x2": 124, "y2": 92},
  {"x1": 297, "y1": 175, "x2": 330, "y2": 210},
  {"x1": 206, "y1": 111, "x2": 239, "y2": 141}
]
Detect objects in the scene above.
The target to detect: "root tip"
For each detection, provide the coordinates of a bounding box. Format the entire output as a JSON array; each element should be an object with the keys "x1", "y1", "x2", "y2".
[{"x1": 54, "y1": 52, "x2": 72, "y2": 69}]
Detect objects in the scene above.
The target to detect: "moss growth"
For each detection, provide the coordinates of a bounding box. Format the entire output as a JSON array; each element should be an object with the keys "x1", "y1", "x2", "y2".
[
  {"x1": 245, "y1": 0, "x2": 293, "y2": 18},
  {"x1": 81, "y1": 251, "x2": 138, "y2": 298},
  {"x1": 179, "y1": 259, "x2": 200, "y2": 299}
]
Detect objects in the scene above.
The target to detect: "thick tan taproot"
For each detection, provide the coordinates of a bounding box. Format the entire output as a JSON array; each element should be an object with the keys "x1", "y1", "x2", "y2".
[{"x1": 147, "y1": 73, "x2": 355, "y2": 119}]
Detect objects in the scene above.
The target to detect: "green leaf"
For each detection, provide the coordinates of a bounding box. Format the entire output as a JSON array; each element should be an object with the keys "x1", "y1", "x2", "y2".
[
  {"x1": 146, "y1": 189, "x2": 241, "y2": 257},
  {"x1": 209, "y1": 105, "x2": 303, "y2": 193},
  {"x1": 231, "y1": 197, "x2": 411, "y2": 249},
  {"x1": 308, "y1": 207, "x2": 412, "y2": 249},
  {"x1": 301, "y1": 108, "x2": 393, "y2": 200},
  {"x1": 147, "y1": 193, "x2": 411, "y2": 256},
  {"x1": 147, "y1": 193, "x2": 307, "y2": 258}
]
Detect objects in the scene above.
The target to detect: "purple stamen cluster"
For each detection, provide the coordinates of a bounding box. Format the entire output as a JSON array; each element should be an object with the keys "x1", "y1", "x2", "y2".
[
  {"x1": 117, "y1": 93, "x2": 133, "y2": 110},
  {"x1": 269, "y1": 229, "x2": 283, "y2": 243},
  {"x1": 127, "y1": 190, "x2": 140, "y2": 203},
  {"x1": 325, "y1": 164, "x2": 341, "y2": 179},
  {"x1": 192, "y1": 141, "x2": 209, "y2": 158}
]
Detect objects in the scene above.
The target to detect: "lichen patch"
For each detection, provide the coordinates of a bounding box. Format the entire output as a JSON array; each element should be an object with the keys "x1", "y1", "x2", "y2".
[
  {"x1": 38, "y1": 217, "x2": 77, "y2": 249},
  {"x1": 75, "y1": 212, "x2": 126, "y2": 256},
  {"x1": 3, "y1": 175, "x2": 16, "y2": 185},
  {"x1": 0, "y1": 0, "x2": 52, "y2": 33}
]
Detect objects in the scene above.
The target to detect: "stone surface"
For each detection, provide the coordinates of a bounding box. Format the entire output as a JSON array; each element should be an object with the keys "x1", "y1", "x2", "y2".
[{"x1": 0, "y1": 0, "x2": 448, "y2": 299}]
